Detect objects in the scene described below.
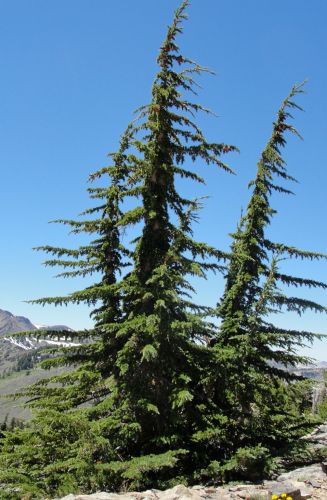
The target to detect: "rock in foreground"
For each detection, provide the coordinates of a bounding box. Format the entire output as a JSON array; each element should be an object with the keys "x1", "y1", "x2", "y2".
[{"x1": 57, "y1": 463, "x2": 327, "y2": 500}]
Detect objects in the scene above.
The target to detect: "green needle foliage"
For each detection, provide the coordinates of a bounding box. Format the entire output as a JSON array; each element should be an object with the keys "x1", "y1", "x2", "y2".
[
  {"x1": 0, "y1": 3, "x2": 326, "y2": 497},
  {"x1": 0, "y1": 1, "x2": 236, "y2": 496},
  {"x1": 219, "y1": 82, "x2": 326, "y2": 366},
  {"x1": 213, "y1": 83, "x2": 326, "y2": 468},
  {"x1": 22, "y1": 124, "x2": 138, "y2": 411},
  {"x1": 0, "y1": 125, "x2": 144, "y2": 497}
]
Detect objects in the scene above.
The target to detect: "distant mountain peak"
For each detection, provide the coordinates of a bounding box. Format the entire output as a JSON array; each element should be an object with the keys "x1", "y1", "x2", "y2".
[
  {"x1": 0, "y1": 308, "x2": 36, "y2": 335},
  {"x1": 0, "y1": 308, "x2": 74, "y2": 350}
]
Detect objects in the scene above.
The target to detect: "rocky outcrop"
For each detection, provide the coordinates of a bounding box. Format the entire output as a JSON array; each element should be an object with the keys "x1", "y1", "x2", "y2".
[
  {"x1": 306, "y1": 422, "x2": 327, "y2": 449},
  {"x1": 57, "y1": 463, "x2": 327, "y2": 500},
  {"x1": 312, "y1": 384, "x2": 327, "y2": 414}
]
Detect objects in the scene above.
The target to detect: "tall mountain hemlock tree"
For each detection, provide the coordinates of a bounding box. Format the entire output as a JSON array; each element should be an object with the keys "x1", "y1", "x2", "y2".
[
  {"x1": 213, "y1": 83, "x2": 327, "y2": 466},
  {"x1": 80, "y1": 0, "x2": 236, "y2": 489},
  {"x1": 0, "y1": 2, "x2": 236, "y2": 496}
]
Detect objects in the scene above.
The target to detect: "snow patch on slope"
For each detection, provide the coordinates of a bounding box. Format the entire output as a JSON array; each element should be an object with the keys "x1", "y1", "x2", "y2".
[
  {"x1": 3, "y1": 335, "x2": 80, "y2": 350},
  {"x1": 3, "y1": 337, "x2": 34, "y2": 351}
]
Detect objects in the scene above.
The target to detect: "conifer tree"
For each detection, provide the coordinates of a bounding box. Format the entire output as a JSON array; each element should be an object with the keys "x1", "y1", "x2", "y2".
[
  {"x1": 24, "y1": 124, "x2": 137, "y2": 411},
  {"x1": 80, "y1": 0, "x2": 235, "y2": 489},
  {"x1": 0, "y1": 126, "x2": 141, "y2": 498},
  {"x1": 213, "y1": 83, "x2": 327, "y2": 467},
  {"x1": 0, "y1": 2, "x2": 236, "y2": 496},
  {"x1": 219, "y1": 82, "x2": 326, "y2": 367}
]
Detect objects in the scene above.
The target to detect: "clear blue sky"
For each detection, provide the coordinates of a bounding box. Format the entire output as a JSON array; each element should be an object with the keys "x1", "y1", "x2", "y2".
[{"x1": 0, "y1": 0, "x2": 327, "y2": 360}]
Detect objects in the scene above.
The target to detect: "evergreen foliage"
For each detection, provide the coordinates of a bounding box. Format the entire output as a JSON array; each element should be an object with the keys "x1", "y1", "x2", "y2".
[
  {"x1": 212, "y1": 83, "x2": 326, "y2": 466},
  {"x1": 219, "y1": 83, "x2": 327, "y2": 357},
  {"x1": 0, "y1": 2, "x2": 326, "y2": 497},
  {"x1": 0, "y1": 1, "x2": 236, "y2": 496},
  {"x1": 218, "y1": 82, "x2": 326, "y2": 371}
]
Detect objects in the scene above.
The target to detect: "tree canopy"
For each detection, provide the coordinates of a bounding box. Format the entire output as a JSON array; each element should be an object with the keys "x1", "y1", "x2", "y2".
[{"x1": 0, "y1": 2, "x2": 325, "y2": 498}]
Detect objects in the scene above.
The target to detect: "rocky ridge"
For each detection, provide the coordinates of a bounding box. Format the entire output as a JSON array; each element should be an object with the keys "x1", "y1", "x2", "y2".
[
  {"x1": 0, "y1": 308, "x2": 73, "y2": 347},
  {"x1": 0, "y1": 308, "x2": 36, "y2": 335},
  {"x1": 1, "y1": 306, "x2": 72, "y2": 338}
]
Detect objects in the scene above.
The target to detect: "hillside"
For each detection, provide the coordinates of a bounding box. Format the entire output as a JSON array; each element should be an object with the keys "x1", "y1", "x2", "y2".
[
  {"x1": 0, "y1": 308, "x2": 74, "y2": 422},
  {"x1": 0, "y1": 308, "x2": 73, "y2": 377}
]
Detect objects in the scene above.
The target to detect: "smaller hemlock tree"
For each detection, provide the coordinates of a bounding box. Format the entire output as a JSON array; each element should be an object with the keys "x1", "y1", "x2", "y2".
[
  {"x1": 213, "y1": 83, "x2": 327, "y2": 472},
  {"x1": 25, "y1": 124, "x2": 138, "y2": 411},
  {"x1": 0, "y1": 125, "x2": 142, "y2": 497}
]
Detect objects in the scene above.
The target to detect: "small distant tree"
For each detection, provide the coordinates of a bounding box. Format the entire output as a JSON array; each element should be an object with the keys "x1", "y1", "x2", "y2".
[{"x1": 0, "y1": 414, "x2": 8, "y2": 433}]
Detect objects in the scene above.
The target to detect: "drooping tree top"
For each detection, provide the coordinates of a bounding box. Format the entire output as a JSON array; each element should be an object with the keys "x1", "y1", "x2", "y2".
[{"x1": 218, "y1": 81, "x2": 327, "y2": 372}]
